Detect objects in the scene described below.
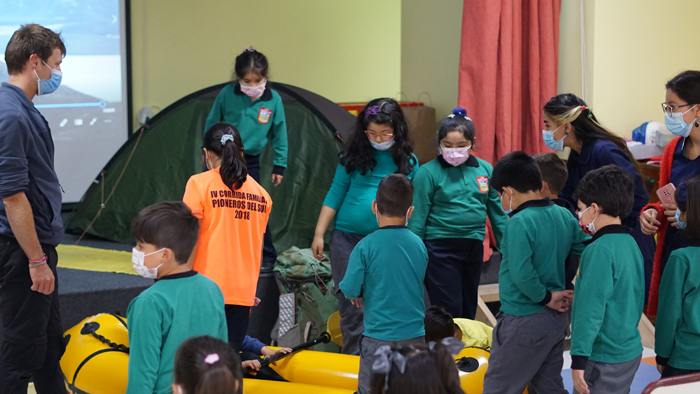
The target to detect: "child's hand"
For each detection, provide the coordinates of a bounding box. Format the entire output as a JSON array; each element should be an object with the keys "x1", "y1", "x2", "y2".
[
  {"x1": 572, "y1": 369, "x2": 590, "y2": 394},
  {"x1": 351, "y1": 298, "x2": 363, "y2": 308},
  {"x1": 657, "y1": 364, "x2": 665, "y2": 375},
  {"x1": 242, "y1": 359, "x2": 261, "y2": 376},
  {"x1": 311, "y1": 236, "x2": 325, "y2": 260},
  {"x1": 261, "y1": 346, "x2": 293, "y2": 359},
  {"x1": 546, "y1": 290, "x2": 574, "y2": 312},
  {"x1": 640, "y1": 209, "x2": 660, "y2": 235},
  {"x1": 271, "y1": 174, "x2": 283, "y2": 187}
]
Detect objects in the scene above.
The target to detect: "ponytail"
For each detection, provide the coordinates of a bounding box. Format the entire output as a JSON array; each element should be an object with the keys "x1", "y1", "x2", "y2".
[
  {"x1": 195, "y1": 366, "x2": 240, "y2": 394},
  {"x1": 203, "y1": 122, "x2": 248, "y2": 191},
  {"x1": 174, "y1": 336, "x2": 243, "y2": 394}
]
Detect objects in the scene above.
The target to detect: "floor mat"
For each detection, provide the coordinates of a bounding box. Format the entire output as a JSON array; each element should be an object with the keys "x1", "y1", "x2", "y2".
[{"x1": 57, "y1": 244, "x2": 136, "y2": 275}]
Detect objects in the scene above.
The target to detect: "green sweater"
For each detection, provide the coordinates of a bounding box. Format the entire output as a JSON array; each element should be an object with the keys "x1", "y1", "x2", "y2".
[
  {"x1": 339, "y1": 225, "x2": 428, "y2": 341},
  {"x1": 323, "y1": 150, "x2": 418, "y2": 236},
  {"x1": 570, "y1": 225, "x2": 644, "y2": 369},
  {"x1": 205, "y1": 83, "x2": 288, "y2": 172},
  {"x1": 408, "y1": 155, "x2": 508, "y2": 244},
  {"x1": 126, "y1": 271, "x2": 228, "y2": 394},
  {"x1": 499, "y1": 199, "x2": 589, "y2": 316},
  {"x1": 656, "y1": 245, "x2": 700, "y2": 370}
]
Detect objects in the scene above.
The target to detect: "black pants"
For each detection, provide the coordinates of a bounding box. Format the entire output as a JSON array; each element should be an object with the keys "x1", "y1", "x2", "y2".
[
  {"x1": 239, "y1": 351, "x2": 288, "y2": 381},
  {"x1": 0, "y1": 236, "x2": 66, "y2": 394},
  {"x1": 245, "y1": 154, "x2": 278, "y2": 269},
  {"x1": 661, "y1": 364, "x2": 700, "y2": 378},
  {"x1": 424, "y1": 238, "x2": 484, "y2": 319},
  {"x1": 225, "y1": 304, "x2": 251, "y2": 352}
]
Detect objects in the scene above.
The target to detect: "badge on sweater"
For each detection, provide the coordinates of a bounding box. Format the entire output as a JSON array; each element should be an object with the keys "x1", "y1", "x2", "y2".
[
  {"x1": 258, "y1": 107, "x2": 272, "y2": 124},
  {"x1": 477, "y1": 176, "x2": 489, "y2": 193}
]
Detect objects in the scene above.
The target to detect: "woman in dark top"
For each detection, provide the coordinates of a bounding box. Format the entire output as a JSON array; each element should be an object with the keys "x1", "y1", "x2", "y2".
[{"x1": 542, "y1": 93, "x2": 655, "y2": 301}]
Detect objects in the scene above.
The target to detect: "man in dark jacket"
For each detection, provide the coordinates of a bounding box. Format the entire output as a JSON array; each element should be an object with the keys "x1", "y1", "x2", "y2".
[{"x1": 0, "y1": 24, "x2": 67, "y2": 393}]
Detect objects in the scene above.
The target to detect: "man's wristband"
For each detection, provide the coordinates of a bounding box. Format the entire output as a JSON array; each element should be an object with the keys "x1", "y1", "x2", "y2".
[{"x1": 28, "y1": 255, "x2": 47, "y2": 266}]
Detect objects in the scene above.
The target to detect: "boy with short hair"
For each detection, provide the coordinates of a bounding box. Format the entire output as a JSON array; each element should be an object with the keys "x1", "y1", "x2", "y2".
[
  {"x1": 339, "y1": 174, "x2": 428, "y2": 394},
  {"x1": 424, "y1": 305, "x2": 492, "y2": 349},
  {"x1": 570, "y1": 165, "x2": 644, "y2": 394},
  {"x1": 482, "y1": 151, "x2": 589, "y2": 394},
  {"x1": 532, "y1": 152, "x2": 579, "y2": 290},
  {"x1": 126, "y1": 202, "x2": 228, "y2": 394}
]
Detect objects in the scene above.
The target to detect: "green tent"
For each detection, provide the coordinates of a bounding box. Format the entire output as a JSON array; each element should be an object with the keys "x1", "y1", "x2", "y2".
[{"x1": 65, "y1": 82, "x2": 356, "y2": 252}]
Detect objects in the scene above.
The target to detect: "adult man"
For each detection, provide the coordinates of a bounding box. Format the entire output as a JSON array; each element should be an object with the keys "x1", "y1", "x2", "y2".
[{"x1": 0, "y1": 24, "x2": 67, "y2": 393}]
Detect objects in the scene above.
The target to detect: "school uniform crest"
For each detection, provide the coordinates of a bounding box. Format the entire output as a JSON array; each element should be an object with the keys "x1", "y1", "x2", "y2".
[
  {"x1": 476, "y1": 176, "x2": 489, "y2": 193},
  {"x1": 257, "y1": 107, "x2": 272, "y2": 124}
]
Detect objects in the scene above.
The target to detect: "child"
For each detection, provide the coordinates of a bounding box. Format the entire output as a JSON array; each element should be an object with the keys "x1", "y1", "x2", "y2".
[
  {"x1": 126, "y1": 202, "x2": 228, "y2": 394},
  {"x1": 655, "y1": 175, "x2": 700, "y2": 378},
  {"x1": 532, "y1": 152, "x2": 579, "y2": 291},
  {"x1": 408, "y1": 107, "x2": 508, "y2": 320},
  {"x1": 570, "y1": 165, "x2": 644, "y2": 394},
  {"x1": 339, "y1": 174, "x2": 428, "y2": 394},
  {"x1": 424, "y1": 305, "x2": 492, "y2": 349},
  {"x1": 204, "y1": 46, "x2": 286, "y2": 267},
  {"x1": 368, "y1": 340, "x2": 465, "y2": 394},
  {"x1": 312, "y1": 98, "x2": 419, "y2": 355},
  {"x1": 183, "y1": 123, "x2": 271, "y2": 351},
  {"x1": 482, "y1": 151, "x2": 588, "y2": 394},
  {"x1": 173, "y1": 335, "x2": 243, "y2": 394}
]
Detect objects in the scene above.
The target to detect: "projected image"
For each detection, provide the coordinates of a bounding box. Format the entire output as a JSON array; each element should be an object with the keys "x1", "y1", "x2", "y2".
[{"x1": 0, "y1": 0, "x2": 129, "y2": 203}]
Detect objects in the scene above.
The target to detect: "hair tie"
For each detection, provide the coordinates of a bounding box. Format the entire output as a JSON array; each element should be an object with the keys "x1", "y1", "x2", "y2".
[
  {"x1": 452, "y1": 107, "x2": 468, "y2": 117},
  {"x1": 372, "y1": 346, "x2": 407, "y2": 390},
  {"x1": 439, "y1": 337, "x2": 465, "y2": 355},
  {"x1": 587, "y1": 113, "x2": 593, "y2": 119},
  {"x1": 364, "y1": 105, "x2": 381, "y2": 119},
  {"x1": 678, "y1": 182, "x2": 688, "y2": 203},
  {"x1": 204, "y1": 353, "x2": 220, "y2": 365},
  {"x1": 581, "y1": 105, "x2": 586, "y2": 110},
  {"x1": 220, "y1": 134, "x2": 234, "y2": 145},
  {"x1": 243, "y1": 46, "x2": 255, "y2": 52}
]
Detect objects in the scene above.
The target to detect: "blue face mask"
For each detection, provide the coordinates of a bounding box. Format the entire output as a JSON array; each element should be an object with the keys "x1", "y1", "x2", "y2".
[
  {"x1": 664, "y1": 105, "x2": 697, "y2": 138},
  {"x1": 501, "y1": 187, "x2": 513, "y2": 215},
  {"x1": 34, "y1": 60, "x2": 62, "y2": 96},
  {"x1": 542, "y1": 125, "x2": 566, "y2": 152},
  {"x1": 676, "y1": 208, "x2": 688, "y2": 230},
  {"x1": 370, "y1": 139, "x2": 395, "y2": 151}
]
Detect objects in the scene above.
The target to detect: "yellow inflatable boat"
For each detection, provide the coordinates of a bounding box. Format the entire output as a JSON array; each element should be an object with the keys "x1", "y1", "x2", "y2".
[{"x1": 61, "y1": 313, "x2": 493, "y2": 394}]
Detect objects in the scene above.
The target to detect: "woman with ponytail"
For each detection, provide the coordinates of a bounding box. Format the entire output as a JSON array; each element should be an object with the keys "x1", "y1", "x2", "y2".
[
  {"x1": 542, "y1": 94, "x2": 655, "y2": 302},
  {"x1": 184, "y1": 123, "x2": 272, "y2": 351},
  {"x1": 173, "y1": 336, "x2": 243, "y2": 394}
]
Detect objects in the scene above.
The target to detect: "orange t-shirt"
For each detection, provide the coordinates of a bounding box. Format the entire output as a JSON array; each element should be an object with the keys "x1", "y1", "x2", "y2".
[{"x1": 183, "y1": 168, "x2": 272, "y2": 306}]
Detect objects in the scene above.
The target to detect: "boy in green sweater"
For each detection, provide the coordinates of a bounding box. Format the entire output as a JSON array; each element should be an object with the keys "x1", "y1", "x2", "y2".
[
  {"x1": 126, "y1": 202, "x2": 228, "y2": 394},
  {"x1": 571, "y1": 165, "x2": 644, "y2": 394},
  {"x1": 482, "y1": 152, "x2": 588, "y2": 394},
  {"x1": 339, "y1": 174, "x2": 429, "y2": 394}
]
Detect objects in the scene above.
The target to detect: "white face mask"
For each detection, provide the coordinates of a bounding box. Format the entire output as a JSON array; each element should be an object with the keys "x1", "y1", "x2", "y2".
[
  {"x1": 370, "y1": 139, "x2": 395, "y2": 151},
  {"x1": 240, "y1": 80, "x2": 266, "y2": 98},
  {"x1": 132, "y1": 247, "x2": 166, "y2": 279}
]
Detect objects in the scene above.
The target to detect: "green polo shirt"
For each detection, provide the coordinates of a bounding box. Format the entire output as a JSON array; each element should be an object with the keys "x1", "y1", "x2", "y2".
[
  {"x1": 656, "y1": 245, "x2": 700, "y2": 370},
  {"x1": 570, "y1": 225, "x2": 644, "y2": 369},
  {"x1": 205, "y1": 83, "x2": 288, "y2": 172},
  {"x1": 498, "y1": 199, "x2": 589, "y2": 317},
  {"x1": 408, "y1": 155, "x2": 508, "y2": 245}
]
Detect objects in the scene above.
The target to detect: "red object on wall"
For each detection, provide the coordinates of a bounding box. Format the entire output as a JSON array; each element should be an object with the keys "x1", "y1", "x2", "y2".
[{"x1": 458, "y1": 0, "x2": 561, "y2": 164}]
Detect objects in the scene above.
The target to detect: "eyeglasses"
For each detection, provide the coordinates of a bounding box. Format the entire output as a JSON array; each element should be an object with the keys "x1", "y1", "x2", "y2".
[
  {"x1": 661, "y1": 102, "x2": 694, "y2": 116},
  {"x1": 365, "y1": 131, "x2": 394, "y2": 141}
]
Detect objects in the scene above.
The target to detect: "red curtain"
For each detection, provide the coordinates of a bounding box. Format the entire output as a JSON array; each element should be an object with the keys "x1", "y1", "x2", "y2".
[{"x1": 459, "y1": 0, "x2": 560, "y2": 164}]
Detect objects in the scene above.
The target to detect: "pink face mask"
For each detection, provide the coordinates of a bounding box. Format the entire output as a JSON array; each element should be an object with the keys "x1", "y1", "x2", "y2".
[
  {"x1": 441, "y1": 145, "x2": 472, "y2": 166},
  {"x1": 240, "y1": 80, "x2": 266, "y2": 98}
]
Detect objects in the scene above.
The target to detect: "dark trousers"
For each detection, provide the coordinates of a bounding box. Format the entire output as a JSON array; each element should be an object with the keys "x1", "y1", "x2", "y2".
[
  {"x1": 0, "y1": 236, "x2": 66, "y2": 394},
  {"x1": 239, "y1": 351, "x2": 288, "y2": 381},
  {"x1": 424, "y1": 238, "x2": 484, "y2": 319},
  {"x1": 662, "y1": 364, "x2": 700, "y2": 378},
  {"x1": 329, "y1": 229, "x2": 366, "y2": 355},
  {"x1": 225, "y1": 304, "x2": 251, "y2": 352},
  {"x1": 245, "y1": 154, "x2": 278, "y2": 269}
]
